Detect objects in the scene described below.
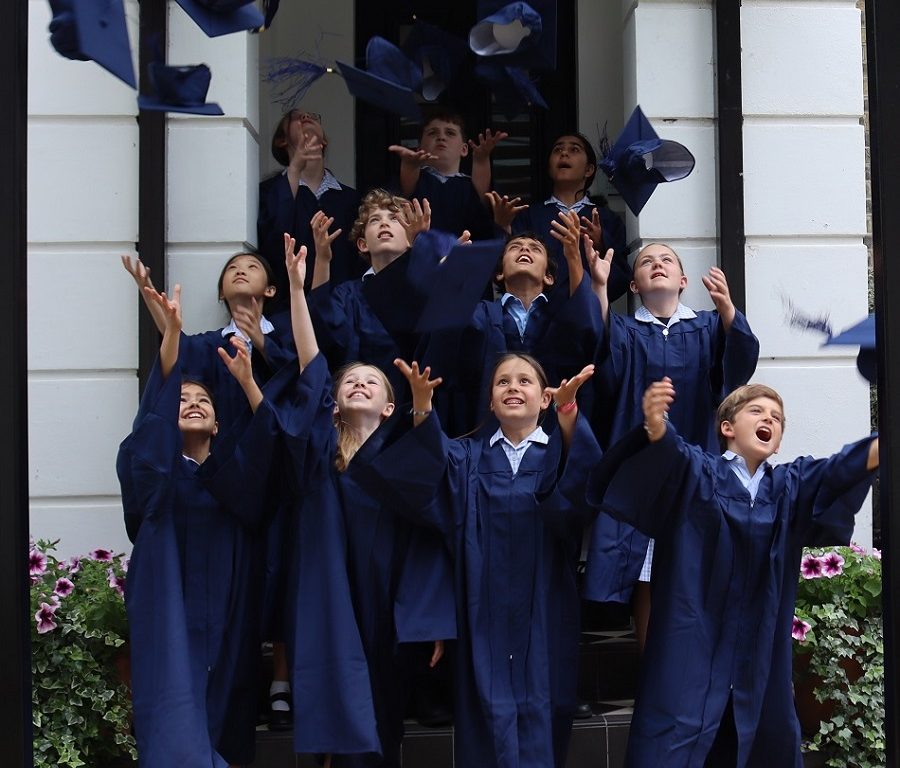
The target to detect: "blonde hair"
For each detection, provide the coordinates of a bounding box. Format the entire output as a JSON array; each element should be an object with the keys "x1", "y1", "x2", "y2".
[
  {"x1": 333, "y1": 362, "x2": 395, "y2": 472},
  {"x1": 716, "y1": 383, "x2": 785, "y2": 451}
]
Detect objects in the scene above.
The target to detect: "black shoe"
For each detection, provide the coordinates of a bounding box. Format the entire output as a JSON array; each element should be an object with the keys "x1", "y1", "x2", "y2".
[
  {"x1": 268, "y1": 691, "x2": 293, "y2": 732},
  {"x1": 574, "y1": 701, "x2": 593, "y2": 720}
]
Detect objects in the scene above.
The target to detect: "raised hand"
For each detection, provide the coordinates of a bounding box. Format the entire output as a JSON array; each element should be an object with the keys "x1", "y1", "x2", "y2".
[
  {"x1": 397, "y1": 198, "x2": 432, "y2": 244},
  {"x1": 393, "y1": 359, "x2": 442, "y2": 416},
  {"x1": 701, "y1": 266, "x2": 736, "y2": 330},
  {"x1": 485, "y1": 191, "x2": 528, "y2": 232},
  {"x1": 142, "y1": 283, "x2": 182, "y2": 336},
  {"x1": 587, "y1": 240, "x2": 614, "y2": 288},
  {"x1": 218, "y1": 335, "x2": 253, "y2": 384},
  {"x1": 284, "y1": 233, "x2": 308, "y2": 291},
  {"x1": 546, "y1": 364, "x2": 595, "y2": 411},
  {"x1": 642, "y1": 377, "x2": 675, "y2": 442},
  {"x1": 468, "y1": 128, "x2": 509, "y2": 160},
  {"x1": 232, "y1": 296, "x2": 264, "y2": 351},
  {"x1": 388, "y1": 144, "x2": 438, "y2": 166},
  {"x1": 310, "y1": 210, "x2": 341, "y2": 263},
  {"x1": 549, "y1": 210, "x2": 581, "y2": 261},
  {"x1": 121, "y1": 255, "x2": 155, "y2": 291},
  {"x1": 579, "y1": 208, "x2": 603, "y2": 247}
]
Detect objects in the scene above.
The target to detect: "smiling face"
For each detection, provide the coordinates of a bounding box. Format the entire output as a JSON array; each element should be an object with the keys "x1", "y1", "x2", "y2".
[
  {"x1": 356, "y1": 206, "x2": 410, "y2": 264},
  {"x1": 489, "y1": 356, "x2": 551, "y2": 429},
  {"x1": 720, "y1": 396, "x2": 784, "y2": 467},
  {"x1": 630, "y1": 243, "x2": 687, "y2": 298},
  {"x1": 420, "y1": 118, "x2": 468, "y2": 174},
  {"x1": 218, "y1": 253, "x2": 276, "y2": 308},
  {"x1": 497, "y1": 236, "x2": 553, "y2": 288},
  {"x1": 549, "y1": 135, "x2": 595, "y2": 190},
  {"x1": 178, "y1": 382, "x2": 218, "y2": 438},
  {"x1": 335, "y1": 365, "x2": 395, "y2": 420}
]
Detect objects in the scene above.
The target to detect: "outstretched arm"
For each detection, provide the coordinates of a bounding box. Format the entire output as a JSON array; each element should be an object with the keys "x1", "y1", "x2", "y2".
[
  {"x1": 389, "y1": 145, "x2": 437, "y2": 197},
  {"x1": 285, "y1": 233, "x2": 319, "y2": 371},
  {"x1": 142, "y1": 284, "x2": 182, "y2": 380},
  {"x1": 122, "y1": 255, "x2": 166, "y2": 334},
  {"x1": 218, "y1": 336, "x2": 264, "y2": 412},
  {"x1": 309, "y1": 210, "x2": 341, "y2": 290},
  {"x1": 469, "y1": 129, "x2": 508, "y2": 199},
  {"x1": 394, "y1": 359, "x2": 442, "y2": 427},
  {"x1": 702, "y1": 267, "x2": 737, "y2": 332},
  {"x1": 587, "y1": 238, "x2": 614, "y2": 325},
  {"x1": 642, "y1": 377, "x2": 675, "y2": 443},
  {"x1": 545, "y1": 364, "x2": 595, "y2": 451},
  {"x1": 549, "y1": 210, "x2": 584, "y2": 294}
]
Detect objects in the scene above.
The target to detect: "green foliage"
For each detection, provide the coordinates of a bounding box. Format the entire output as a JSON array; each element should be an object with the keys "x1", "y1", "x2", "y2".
[
  {"x1": 793, "y1": 545, "x2": 884, "y2": 768},
  {"x1": 30, "y1": 539, "x2": 136, "y2": 768}
]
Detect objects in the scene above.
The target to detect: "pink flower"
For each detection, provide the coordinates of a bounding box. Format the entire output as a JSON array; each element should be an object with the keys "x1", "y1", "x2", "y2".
[
  {"x1": 821, "y1": 551, "x2": 845, "y2": 577},
  {"x1": 29, "y1": 549, "x2": 48, "y2": 577},
  {"x1": 66, "y1": 556, "x2": 81, "y2": 574},
  {"x1": 850, "y1": 543, "x2": 865, "y2": 554},
  {"x1": 89, "y1": 549, "x2": 114, "y2": 562},
  {"x1": 35, "y1": 602, "x2": 58, "y2": 634},
  {"x1": 792, "y1": 616, "x2": 812, "y2": 642},
  {"x1": 872, "y1": 548, "x2": 882, "y2": 561},
  {"x1": 53, "y1": 577, "x2": 74, "y2": 598},
  {"x1": 107, "y1": 569, "x2": 126, "y2": 596},
  {"x1": 119, "y1": 555, "x2": 130, "y2": 573},
  {"x1": 800, "y1": 554, "x2": 824, "y2": 579}
]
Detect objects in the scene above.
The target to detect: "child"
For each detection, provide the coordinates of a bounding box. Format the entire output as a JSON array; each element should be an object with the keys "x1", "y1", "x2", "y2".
[
  {"x1": 351, "y1": 353, "x2": 598, "y2": 768},
  {"x1": 258, "y1": 109, "x2": 363, "y2": 306},
  {"x1": 119, "y1": 284, "x2": 279, "y2": 768},
  {"x1": 277, "y1": 235, "x2": 452, "y2": 766},
  {"x1": 585, "y1": 242, "x2": 760, "y2": 650},
  {"x1": 389, "y1": 108, "x2": 498, "y2": 240},
  {"x1": 488, "y1": 131, "x2": 629, "y2": 300},
  {"x1": 587, "y1": 378, "x2": 878, "y2": 766}
]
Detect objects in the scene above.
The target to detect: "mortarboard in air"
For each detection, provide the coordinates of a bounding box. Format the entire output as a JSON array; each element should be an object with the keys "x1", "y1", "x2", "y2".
[
  {"x1": 174, "y1": 0, "x2": 264, "y2": 37},
  {"x1": 403, "y1": 21, "x2": 470, "y2": 102},
  {"x1": 475, "y1": 62, "x2": 547, "y2": 120},
  {"x1": 823, "y1": 313, "x2": 876, "y2": 384},
  {"x1": 337, "y1": 37, "x2": 423, "y2": 121},
  {"x1": 47, "y1": 0, "x2": 136, "y2": 88},
  {"x1": 470, "y1": 0, "x2": 556, "y2": 71},
  {"x1": 138, "y1": 63, "x2": 224, "y2": 115},
  {"x1": 598, "y1": 105, "x2": 695, "y2": 216}
]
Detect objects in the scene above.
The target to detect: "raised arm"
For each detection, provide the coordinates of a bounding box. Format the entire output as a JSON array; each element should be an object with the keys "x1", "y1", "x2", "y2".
[
  {"x1": 397, "y1": 198, "x2": 432, "y2": 246},
  {"x1": 142, "y1": 284, "x2": 182, "y2": 379},
  {"x1": 549, "y1": 210, "x2": 585, "y2": 294},
  {"x1": 587, "y1": 238, "x2": 614, "y2": 325},
  {"x1": 394, "y1": 359, "x2": 443, "y2": 427},
  {"x1": 546, "y1": 364, "x2": 595, "y2": 451},
  {"x1": 217, "y1": 336, "x2": 264, "y2": 412},
  {"x1": 309, "y1": 210, "x2": 341, "y2": 290},
  {"x1": 702, "y1": 266, "x2": 737, "y2": 332},
  {"x1": 469, "y1": 129, "x2": 508, "y2": 199},
  {"x1": 285, "y1": 233, "x2": 319, "y2": 371},
  {"x1": 389, "y1": 145, "x2": 437, "y2": 197},
  {"x1": 122, "y1": 255, "x2": 166, "y2": 334},
  {"x1": 485, "y1": 191, "x2": 528, "y2": 234},
  {"x1": 642, "y1": 377, "x2": 675, "y2": 442},
  {"x1": 230, "y1": 295, "x2": 269, "y2": 362}
]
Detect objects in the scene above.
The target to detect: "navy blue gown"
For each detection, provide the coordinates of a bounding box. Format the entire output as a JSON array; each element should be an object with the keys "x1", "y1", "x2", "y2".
[
  {"x1": 585, "y1": 308, "x2": 760, "y2": 603},
  {"x1": 119, "y1": 360, "x2": 279, "y2": 767},
  {"x1": 411, "y1": 170, "x2": 495, "y2": 241},
  {"x1": 352, "y1": 411, "x2": 601, "y2": 768},
  {"x1": 587, "y1": 424, "x2": 877, "y2": 767},
  {"x1": 270, "y1": 355, "x2": 455, "y2": 763},
  {"x1": 258, "y1": 173, "x2": 364, "y2": 309},
  {"x1": 513, "y1": 200, "x2": 629, "y2": 301}
]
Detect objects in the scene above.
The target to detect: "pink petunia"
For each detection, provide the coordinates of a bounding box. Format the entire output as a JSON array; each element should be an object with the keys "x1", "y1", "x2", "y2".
[
  {"x1": 29, "y1": 549, "x2": 48, "y2": 577},
  {"x1": 66, "y1": 556, "x2": 81, "y2": 574},
  {"x1": 53, "y1": 577, "x2": 74, "y2": 598},
  {"x1": 821, "y1": 551, "x2": 845, "y2": 577},
  {"x1": 107, "y1": 569, "x2": 126, "y2": 596},
  {"x1": 872, "y1": 548, "x2": 882, "y2": 561},
  {"x1": 800, "y1": 554, "x2": 824, "y2": 580},
  {"x1": 89, "y1": 549, "x2": 114, "y2": 562},
  {"x1": 119, "y1": 555, "x2": 130, "y2": 573},
  {"x1": 792, "y1": 616, "x2": 812, "y2": 642},
  {"x1": 35, "y1": 602, "x2": 58, "y2": 634},
  {"x1": 850, "y1": 543, "x2": 865, "y2": 554}
]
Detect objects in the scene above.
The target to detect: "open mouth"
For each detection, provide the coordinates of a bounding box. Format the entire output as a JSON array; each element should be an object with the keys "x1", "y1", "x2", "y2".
[
  {"x1": 516, "y1": 254, "x2": 533, "y2": 264},
  {"x1": 183, "y1": 411, "x2": 205, "y2": 420},
  {"x1": 503, "y1": 397, "x2": 524, "y2": 406},
  {"x1": 756, "y1": 425, "x2": 772, "y2": 442},
  {"x1": 377, "y1": 231, "x2": 393, "y2": 240},
  {"x1": 650, "y1": 270, "x2": 666, "y2": 279}
]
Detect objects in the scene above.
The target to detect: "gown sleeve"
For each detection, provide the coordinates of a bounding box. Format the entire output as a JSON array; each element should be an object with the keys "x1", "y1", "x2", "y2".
[{"x1": 715, "y1": 309, "x2": 760, "y2": 396}]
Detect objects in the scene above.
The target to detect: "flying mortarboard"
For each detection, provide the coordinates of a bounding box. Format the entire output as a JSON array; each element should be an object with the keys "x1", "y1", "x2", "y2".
[
  {"x1": 47, "y1": 0, "x2": 137, "y2": 88},
  {"x1": 337, "y1": 37, "x2": 423, "y2": 121},
  {"x1": 138, "y1": 62, "x2": 224, "y2": 115},
  {"x1": 599, "y1": 105, "x2": 696, "y2": 216},
  {"x1": 470, "y1": 0, "x2": 556, "y2": 71},
  {"x1": 403, "y1": 21, "x2": 470, "y2": 102},
  {"x1": 823, "y1": 313, "x2": 876, "y2": 384},
  {"x1": 174, "y1": 0, "x2": 264, "y2": 37}
]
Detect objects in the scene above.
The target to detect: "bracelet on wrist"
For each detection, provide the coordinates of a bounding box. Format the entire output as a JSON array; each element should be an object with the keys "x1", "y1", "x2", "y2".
[
  {"x1": 410, "y1": 408, "x2": 432, "y2": 417},
  {"x1": 554, "y1": 401, "x2": 577, "y2": 415}
]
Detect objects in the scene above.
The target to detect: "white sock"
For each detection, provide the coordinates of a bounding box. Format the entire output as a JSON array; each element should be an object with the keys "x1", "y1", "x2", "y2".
[{"x1": 270, "y1": 680, "x2": 290, "y2": 712}]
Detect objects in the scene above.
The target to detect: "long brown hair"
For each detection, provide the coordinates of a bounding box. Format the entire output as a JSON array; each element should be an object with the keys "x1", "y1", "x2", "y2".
[{"x1": 333, "y1": 362, "x2": 396, "y2": 472}]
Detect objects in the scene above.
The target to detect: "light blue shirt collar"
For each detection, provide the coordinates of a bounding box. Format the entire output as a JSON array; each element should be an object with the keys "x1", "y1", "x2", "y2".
[
  {"x1": 423, "y1": 165, "x2": 468, "y2": 183},
  {"x1": 221, "y1": 315, "x2": 274, "y2": 341},
  {"x1": 722, "y1": 450, "x2": 770, "y2": 502},
  {"x1": 545, "y1": 194, "x2": 592, "y2": 213},
  {"x1": 500, "y1": 292, "x2": 548, "y2": 339},
  {"x1": 489, "y1": 425, "x2": 550, "y2": 448}
]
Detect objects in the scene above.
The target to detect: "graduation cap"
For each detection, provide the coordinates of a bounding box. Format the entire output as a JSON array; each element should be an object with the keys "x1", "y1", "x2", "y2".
[
  {"x1": 337, "y1": 37, "x2": 423, "y2": 120},
  {"x1": 403, "y1": 21, "x2": 469, "y2": 102},
  {"x1": 470, "y1": 0, "x2": 556, "y2": 71},
  {"x1": 174, "y1": 0, "x2": 264, "y2": 37},
  {"x1": 475, "y1": 62, "x2": 547, "y2": 120},
  {"x1": 598, "y1": 105, "x2": 695, "y2": 216},
  {"x1": 264, "y1": 55, "x2": 329, "y2": 111},
  {"x1": 823, "y1": 314, "x2": 876, "y2": 384},
  {"x1": 138, "y1": 63, "x2": 224, "y2": 115},
  {"x1": 47, "y1": 0, "x2": 137, "y2": 88}
]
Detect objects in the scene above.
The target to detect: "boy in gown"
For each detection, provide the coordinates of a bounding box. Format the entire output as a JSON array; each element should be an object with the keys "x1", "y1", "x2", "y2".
[
  {"x1": 587, "y1": 378, "x2": 879, "y2": 767},
  {"x1": 119, "y1": 285, "x2": 280, "y2": 767}
]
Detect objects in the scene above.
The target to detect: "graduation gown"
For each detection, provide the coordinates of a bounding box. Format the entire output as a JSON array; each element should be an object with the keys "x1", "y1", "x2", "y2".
[
  {"x1": 513, "y1": 200, "x2": 629, "y2": 301},
  {"x1": 411, "y1": 170, "x2": 495, "y2": 241},
  {"x1": 119, "y1": 360, "x2": 279, "y2": 768},
  {"x1": 352, "y1": 411, "x2": 601, "y2": 768},
  {"x1": 257, "y1": 173, "x2": 364, "y2": 310},
  {"x1": 270, "y1": 355, "x2": 455, "y2": 762},
  {"x1": 585, "y1": 308, "x2": 759, "y2": 602},
  {"x1": 588, "y1": 425, "x2": 876, "y2": 767}
]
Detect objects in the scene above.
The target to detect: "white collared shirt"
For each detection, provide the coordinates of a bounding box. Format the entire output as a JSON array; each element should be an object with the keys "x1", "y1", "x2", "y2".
[
  {"x1": 722, "y1": 451, "x2": 769, "y2": 503},
  {"x1": 220, "y1": 315, "x2": 275, "y2": 356},
  {"x1": 285, "y1": 167, "x2": 342, "y2": 199},
  {"x1": 422, "y1": 165, "x2": 469, "y2": 183},
  {"x1": 489, "y1": 425, "x2": 550, "y2": 475},
  {"x1": 634, "y1": 302, "x2": 698, "y2": 335},
  {"x1": 545, "y1": 194, "x2": 592, "y2": 214}
]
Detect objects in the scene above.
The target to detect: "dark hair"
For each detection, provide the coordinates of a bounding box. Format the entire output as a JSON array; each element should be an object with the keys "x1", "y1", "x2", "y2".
[
  {"x1": 490, "y1": 352, "x2": 549, "y2": 390},
  {"x1": 271, "y1": 110, "x2": 326, "y2": 167},
  {"x1": 420, "y1": 106, "x2": 467, "y2": 141},
  {"x1": 550, "y1": 132, "x2": 598, "y2": 196},
  {"x1": 716, "y1": 383, "x2": 786, "y2": 451},
  {"x1": 180, "y1": 378, "x2": 217, "y2": 413},
  {"x1": 216, "y1": 251, "x2": 276, "y2": 314},
  {"x1": 493, "y1": 231, "x2": 557, "y2": 290}
]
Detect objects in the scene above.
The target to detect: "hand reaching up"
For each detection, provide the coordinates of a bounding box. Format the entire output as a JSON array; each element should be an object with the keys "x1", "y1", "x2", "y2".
[
  {"x1": 284, "y1": 233, "x2": 308, "y2": 291},
  {"x1": 701, "y1": 267, "x2": 736, "y2": 330},
  {"x1": 642, "y1": 378, "x2": 675, "y2": 442},
  {"x1": 485, "y1": 191, "x2": 528, "y2": 232},
  {"x1": 394, "y1": 359, "x2": 442, "y2": 423},
  {"x1": 398, "y1": 198, "x2": 432, "y2": 245}
]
